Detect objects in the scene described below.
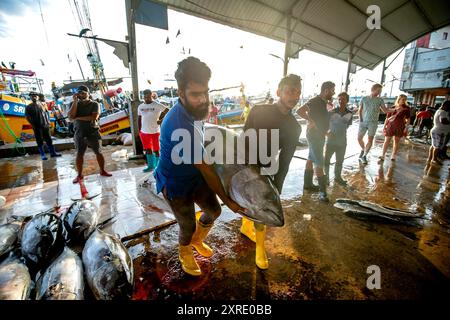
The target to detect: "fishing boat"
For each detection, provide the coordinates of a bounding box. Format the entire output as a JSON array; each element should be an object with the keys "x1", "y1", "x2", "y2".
[{"x1": 0, "y1": 68, "x2": 57, "y2": 144}]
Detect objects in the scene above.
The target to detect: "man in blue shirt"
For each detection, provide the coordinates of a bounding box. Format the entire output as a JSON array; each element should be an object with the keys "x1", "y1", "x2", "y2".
[
  {"x1": 154, "y1": 57, "x2": 245, "y2": 276},
  {"x1": 324, "y1": 92, "x2": 353, "y2": 186}
]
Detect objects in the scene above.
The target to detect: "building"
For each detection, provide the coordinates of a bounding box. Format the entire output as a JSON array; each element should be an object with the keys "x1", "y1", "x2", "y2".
[{"x1": 400, "y1": 25, "x2": 450, "y2": 107}]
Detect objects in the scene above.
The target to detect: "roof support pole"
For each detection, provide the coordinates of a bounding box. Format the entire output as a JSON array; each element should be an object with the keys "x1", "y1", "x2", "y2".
[
  {"x1": 345, "y1": 43, "x2": 354, "y2": 92},
  {"x1": 283, "y1": 15, "x2": 292, "y2": 76},
  {"x1": 380, "y1": 58, "x2": 386, "y2": 85},
  {"x1": 125, "y1": 0, "x2": 143, "y2": 156}
]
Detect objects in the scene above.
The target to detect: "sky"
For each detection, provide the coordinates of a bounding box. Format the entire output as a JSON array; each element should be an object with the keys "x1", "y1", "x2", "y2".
[{"x1": 1, "y1": 0, "x2": 408, "y2": 99}]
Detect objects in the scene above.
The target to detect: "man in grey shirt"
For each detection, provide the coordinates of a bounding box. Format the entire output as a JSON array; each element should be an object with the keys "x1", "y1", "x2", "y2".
[
  {"x1": 357, "y1": 83, "x2": 391, "y2": 164},
  {"x1": 68, "y1": 85, "x2": 112, "y2": 183}
]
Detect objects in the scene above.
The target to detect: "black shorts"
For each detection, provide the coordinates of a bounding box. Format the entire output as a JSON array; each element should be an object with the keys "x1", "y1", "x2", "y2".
[{"x1": 74, "y1": 132, "x2": 102, "y2": 155}]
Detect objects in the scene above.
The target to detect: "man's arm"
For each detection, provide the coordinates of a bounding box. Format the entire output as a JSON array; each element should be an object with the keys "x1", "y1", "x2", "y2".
[
  {"x1": 380, "y1": 101, "x2": 395, "y2": 114},
  {"x1": 358, "y1": 99, "x2": 363, "y2": 121},
  {"x1": 68, "y1": 94, "x2": 78, "y2": 120},
  {"x1": 24, "y1": 106, "x2": 33, "y2": 125},
  {"x1": 74, "y1": 114, "x2": 98, "y2": 121},
  {"x1": 296, "y1": 104, "x2": 310, "y2": 121},
  {"x1": 157, "y1": 108, "x2": 169, "y2": 125},
  {"x1": 193, "y1": 162, "x2": 246, "y2": 214}
]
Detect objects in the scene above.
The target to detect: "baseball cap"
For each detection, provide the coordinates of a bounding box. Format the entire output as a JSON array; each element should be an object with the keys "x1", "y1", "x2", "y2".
[{"x1": 77, "y1": 85, "x2": 89, "y2": 93}]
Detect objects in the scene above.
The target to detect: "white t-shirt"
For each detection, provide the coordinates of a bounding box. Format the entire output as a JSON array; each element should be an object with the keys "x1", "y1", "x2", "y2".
[
  {"x1": 138, "y1": 102, "x2": 166, "y2": 134},
  {"x1": 431, "y1": 109, "x2": 450, "y2": 135}
]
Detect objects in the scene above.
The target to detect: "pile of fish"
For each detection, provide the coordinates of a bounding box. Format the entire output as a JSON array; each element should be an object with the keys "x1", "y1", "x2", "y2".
[
  {"x1": 0, "y1": 199, "x2": 134, "y2": 300},
  {"x1": 334, "y1": 198, "x2": 424, "y2": 224},
  {"x1": 204, "y1": 125, "x2": 284, "y2": 227}
]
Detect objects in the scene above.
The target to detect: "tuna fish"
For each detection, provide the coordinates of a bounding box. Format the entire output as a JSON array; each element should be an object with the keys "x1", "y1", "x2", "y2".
[
  {"x1": 204, "y1": 125, "x2": 284, "y2": 227},
  {"x1": 21, "y1": 212, "x2": 64, "y2": 270},
  {"x1": 36, "y1": 247, "x2": 84, "y2": 300},
  {"x1": 63, "y1": 200, "x2": 100, "y2": 242},
  {"x1": 0, "y1": 255, "x2": 31, "y2": 300},
  {"x1": 0, "y1": 223, "x2": 20, "y2": 260},
  {"x1": 82, "y1": 229, "x2": 133, "y2": 300},
  {"x1": 334, "y1": 198, "x2": 423, "y2": 224}
]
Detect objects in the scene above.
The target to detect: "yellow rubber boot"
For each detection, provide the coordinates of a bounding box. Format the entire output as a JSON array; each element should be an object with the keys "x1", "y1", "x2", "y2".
[
  {"x1": 255, "y1": 225, "x2": 269, "y2": 270},
  {"x1": 191, "y1": 220, "x2": 214, "y2": 257},
  {"x1": 240, "y1": 217, "x2": 256, "y2": 243},
  {"x1": 179, "y1": 245, "x2": 201, "y2": 276}
]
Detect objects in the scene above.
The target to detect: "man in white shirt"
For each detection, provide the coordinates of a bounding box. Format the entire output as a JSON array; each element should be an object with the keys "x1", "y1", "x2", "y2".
[
  {"x1": 138, "y1": 89, "x2": 169, "y2": 172},
  {"x1": 428, "y1": 100, "x2": 450, "y2": 165}
]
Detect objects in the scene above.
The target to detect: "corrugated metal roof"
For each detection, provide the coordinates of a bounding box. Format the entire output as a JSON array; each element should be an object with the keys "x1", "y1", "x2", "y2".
[{"x1": 153, "y1": 0, "x2": 450, "y2": 69}]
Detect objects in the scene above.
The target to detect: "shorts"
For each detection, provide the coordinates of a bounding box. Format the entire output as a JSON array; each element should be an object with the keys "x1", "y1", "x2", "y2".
[
  {"x1": 74, "y1": 132, "x2": 101, "y2": 155},
  {"x1": 306, "y1": 130, "x2": 325, "y2": 167},
  {"x1": 358, "y1": 121, "x2": 378, "y2": 137},
  {"x1": 140, "y1": 132, "x2": 160, "y2": 152},
  {"x1": 431, "y1": 131, "x2": 448, "y2": 149}
]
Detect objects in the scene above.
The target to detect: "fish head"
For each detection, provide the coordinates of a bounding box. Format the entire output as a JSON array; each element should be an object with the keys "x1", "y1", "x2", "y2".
[{"x1": 230, "y1": 167, "x2": 284, "y2": 227}]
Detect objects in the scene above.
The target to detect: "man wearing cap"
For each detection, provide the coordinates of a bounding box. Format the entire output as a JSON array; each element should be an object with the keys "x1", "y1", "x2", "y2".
[
  {"x1": 25, "y1": 92, "x2": 61, "y2": 160},
  {"x1": 68, "y1": 85, "x2": 112, "y2": 183}
]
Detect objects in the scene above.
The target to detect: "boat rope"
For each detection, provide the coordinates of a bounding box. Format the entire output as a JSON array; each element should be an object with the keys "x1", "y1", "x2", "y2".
[{"x1": 0, "y1": 108, "x2": 26, "y2": 155}]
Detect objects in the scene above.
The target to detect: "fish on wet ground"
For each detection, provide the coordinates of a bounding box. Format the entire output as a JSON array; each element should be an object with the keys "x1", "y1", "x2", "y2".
[
  {"x1": 63, "y1": 199, "x2": 101, "y2": 243},
  {"x1": 0, "y1": 255, "x2": 32, "y2": 300},
  {"x1": 0, "y1": 223, "x2": 20, "y2": 260},
  {"x1": 21, "y1": 212, "x2": 65, "y2": 271},
  {"x1": 334, "y1": 198, "x2": 424, "y2": 224},
  {"x1": 35, "y1": 247, "x2": 84, "y2": 300},
  {"x1": 82, "y1": 229, "x2": 134, "y2": 300}
]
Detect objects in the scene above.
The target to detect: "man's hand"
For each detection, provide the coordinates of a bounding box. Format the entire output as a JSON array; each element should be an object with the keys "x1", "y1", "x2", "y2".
[{"x1": 72, "y1": 94, "x2": 78, "y2": 103}]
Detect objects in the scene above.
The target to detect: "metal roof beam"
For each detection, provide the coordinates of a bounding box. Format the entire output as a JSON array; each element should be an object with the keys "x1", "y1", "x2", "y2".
[
  {"x1": 252, "y1": 0, "x2": 383, "y2": 61},
  {"x1": 410, "y1": 0, "x2": 435, "y2": 29},
  {"x1": 343, "y1": 0, "x2": 404, "y2": 44},
  {"x1": 335, "y1": 0, "x2": 410, "y2": 57}
]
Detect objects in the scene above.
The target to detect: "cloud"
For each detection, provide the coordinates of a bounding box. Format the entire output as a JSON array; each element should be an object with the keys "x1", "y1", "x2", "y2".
[{"x1": 0, "y1": 0, "x2": 48, "y2": 35}]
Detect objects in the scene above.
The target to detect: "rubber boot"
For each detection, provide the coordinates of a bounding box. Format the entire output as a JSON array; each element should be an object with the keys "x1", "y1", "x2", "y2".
[
  {"x1": 179, "y1": 244, "x2": 201, "y2": 276},
  {"x1": 37, "y1": 146, "x2": 48, "y2": 160},
  {"x1": 323, "y1": 163, "x2": 330, "y2": 186},
  {"x1": 334, "y1": 165, "x2": 347, "y2": 186},
  {"x1": 255, "y1": 225, "x2": 268, "y2": 270},
  {"x1": 240, "y1": 217, "x2": 256, "y2": 243},
  {"x1": 48, "y1": 145, "x2": 62, "y2": 157},
  {"x1": 303, "y1": 169, "x2": 319, "y2": 191},
  {"x1": 191, "y1": 220, "x2": 213, "y2": 257},
  {"x1": 318, "y1": 175, "x2": 329, "y2": 202},
  {"x1": 153, "y1": 155, "x2": 160, "y2": 168},
  {"x1": 143, "y1": 153, "x2": 155, "y2": 172}
]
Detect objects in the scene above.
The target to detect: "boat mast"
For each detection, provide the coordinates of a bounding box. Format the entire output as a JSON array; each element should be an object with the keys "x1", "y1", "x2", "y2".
[{"x1": 73, "y1": 0, "x2": 108, "y2": 94}]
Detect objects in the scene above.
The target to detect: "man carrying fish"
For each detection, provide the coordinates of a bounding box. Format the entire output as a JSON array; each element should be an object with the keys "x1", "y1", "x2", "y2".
[
  {"x1": 154, "y1": 57, "x2": 246, "y2": 276},
  {"x1": 239, "y1": 74, "x2": 302, "y2": 269}
]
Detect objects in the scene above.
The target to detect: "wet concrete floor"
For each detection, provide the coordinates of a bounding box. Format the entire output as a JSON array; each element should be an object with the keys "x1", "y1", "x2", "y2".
[{"x1": 0, "y1": 123, "x2": 449, "y2": 300}]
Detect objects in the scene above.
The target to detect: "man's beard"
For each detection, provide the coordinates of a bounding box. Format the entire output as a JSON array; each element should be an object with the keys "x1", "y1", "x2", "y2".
[{"x1": 184, "y1": 101, "x2": 209, "y2": 120}]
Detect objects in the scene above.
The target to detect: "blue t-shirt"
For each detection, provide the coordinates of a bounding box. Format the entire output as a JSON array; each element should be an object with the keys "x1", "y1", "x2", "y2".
[
  {"x1": 154, "y1": 100, "x2": 206, "y2": 199},
  {"x1": 327, "y1": 107, "x2": 353, "y2": 146}
]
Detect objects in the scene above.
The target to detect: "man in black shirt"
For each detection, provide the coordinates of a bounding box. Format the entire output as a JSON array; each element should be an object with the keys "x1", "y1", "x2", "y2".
[
  {"x1": 25, "y1": 92, "x2": 61, "y2": 160},
  {"x1": 240, "y1": 74, "x2": 302, "y2": 269},
  {"x1": 68, "y1": 85, "x2": 112, "y2": 183},
  {"x1": 297, "y1": 81, "x2": 335, "y2": 202}
]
